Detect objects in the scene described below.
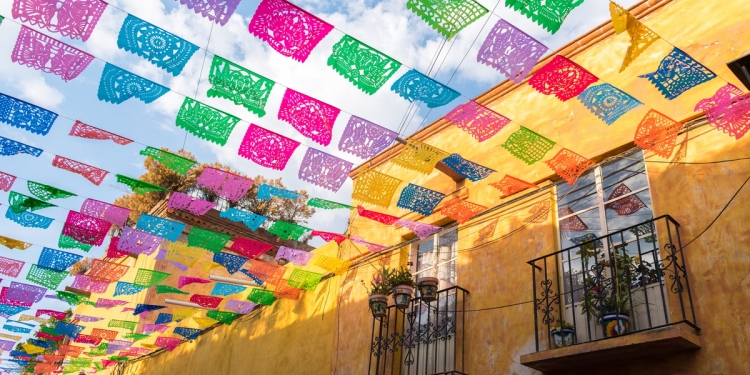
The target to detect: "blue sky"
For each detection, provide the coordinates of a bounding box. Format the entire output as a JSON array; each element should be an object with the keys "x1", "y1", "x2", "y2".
[{"x1": 0, "y1": 0, "x2": 639, "y2": 357}]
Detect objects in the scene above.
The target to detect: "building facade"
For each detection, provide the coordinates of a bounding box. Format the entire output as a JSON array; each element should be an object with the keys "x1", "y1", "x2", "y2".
[{"x1": 101, "y1": 0, "x2": 750, "y2": 373}]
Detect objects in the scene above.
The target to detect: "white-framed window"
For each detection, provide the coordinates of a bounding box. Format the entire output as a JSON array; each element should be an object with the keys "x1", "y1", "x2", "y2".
[
  {"x1": 555, "y1": 150, "x2": 666, "y2": 341},
  {"x1": 411, "y1": 228, "x2": 458, "y2": 290}
]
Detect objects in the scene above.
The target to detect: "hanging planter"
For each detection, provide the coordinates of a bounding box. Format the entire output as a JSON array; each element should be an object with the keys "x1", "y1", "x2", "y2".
[
  {"x1": 392, "y1": 284, "x2": 414, "y2": 309},
  {"x1": 363, "y1": 271, "x2": 393, "y2": 318},
  {"x1": 368, "y1": 294, "x2": 389, "y2": 318},
  {"x1": 417, "y1": 277, "x2": 439, "y2": 303},
  {"x1": 382, "y1": 266, "x2": 416, "y2": 309}
]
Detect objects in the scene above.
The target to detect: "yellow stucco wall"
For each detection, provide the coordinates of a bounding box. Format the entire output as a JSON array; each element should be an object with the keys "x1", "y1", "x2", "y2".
[{"x1": 105, "y1": 0, "x2": 750, "y2": 374}]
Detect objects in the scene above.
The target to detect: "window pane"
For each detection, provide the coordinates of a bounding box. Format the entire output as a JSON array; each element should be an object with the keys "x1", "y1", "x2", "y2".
[
  {"x1": 559, "y1": 207, "x2": 603, "y2": 256},
  {"x1": 557, "y1": 171, "x2": 597, "y2": 211},
  {"x1": 602, "y1": 151, "x2": 648, "y2": 198},
  {"x1": 436, "y1": 260, "x2": 457, "y2": 289},
  {"x1": 417, "y1": 238, "x2": 434, "y2": 272},
  {"x1": 437, "y1": 229, "x2": 457, "y2": 263},
  {"x1": 605, "y1": 190, "x2": 654, "y2": 233}
]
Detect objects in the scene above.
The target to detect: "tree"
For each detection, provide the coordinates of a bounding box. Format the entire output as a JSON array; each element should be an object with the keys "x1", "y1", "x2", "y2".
[{"x1": 113, "y1": 148, "x2": 315, "y2": 226}]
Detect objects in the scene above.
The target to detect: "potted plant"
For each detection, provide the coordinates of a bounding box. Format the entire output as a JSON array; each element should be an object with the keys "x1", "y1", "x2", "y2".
[
  {"x1": 382, "y1": 267, "x2": 415, "y2": 309},
  {"x1": 578, "y1": 244, "x2": 655, "y2": 338},
  {"x1": 363, "y1": 271, "x2": 392, "y2": 318},
  {"x1": 550, "y1": 321, "x2": 576, "y2": 348},
  {"x1": 416, "y1": 276, "x2": 439, "y2": 303}
]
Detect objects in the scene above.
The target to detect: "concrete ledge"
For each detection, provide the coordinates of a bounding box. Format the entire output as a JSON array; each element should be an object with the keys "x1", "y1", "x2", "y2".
[{"x1": 520, "y1": 323, "x2": 701, "y2": 373}]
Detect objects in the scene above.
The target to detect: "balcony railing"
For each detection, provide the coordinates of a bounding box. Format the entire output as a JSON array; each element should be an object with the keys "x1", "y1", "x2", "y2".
[
  {"x1": 527, "y1": 215, "x2": 698, "y2": 352},
  {"x1": 368, "y1": 286, "x2": 469, "y2": 375}
]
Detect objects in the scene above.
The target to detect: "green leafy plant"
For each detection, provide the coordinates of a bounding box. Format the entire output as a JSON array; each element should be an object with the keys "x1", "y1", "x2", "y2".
[
  {"x1": 578, "y1": 244, "x2": 659, "y2": 320},
  {"x1": 382, "y1": 266, "x2": 415, "y2": 287},
  {"x1": 362, "y1": 270, "x2": 393, "y2": 296},
  {"x1": 552, "y1": 321, "x2": 575, "y2": 332}
]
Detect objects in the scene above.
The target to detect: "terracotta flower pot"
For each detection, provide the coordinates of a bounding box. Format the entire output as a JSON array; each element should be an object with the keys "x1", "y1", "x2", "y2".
[
  {"x1": 391, "y1": 285, "x2": 414, "y2": 309},
  {"x1": 417, "y1": 277, "x2": 439, "y2": 303},
  {"x1": 369, "y1": 294, "x2": 389, "y2": 318}
]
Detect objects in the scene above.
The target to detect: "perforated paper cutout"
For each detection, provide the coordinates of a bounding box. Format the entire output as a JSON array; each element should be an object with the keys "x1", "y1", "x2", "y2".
[
  {"x1": 0, "y1": 93, "x2": 58, "y2": 136},
  {"x1": 52, "y1": 156, "x2": 109, "y2": 185},
  {"x1": 442, "y1": 153, "x2": 495, "y2": 181},
  {"x1": 62, "y1": 211, "x2": 112, "y2": 246},
  {"x1": 208, "y1": 56, "x2": 275, "y2": 116},
  {"x1": 116, "y1": 174, "x2": 167, "y2": 195},
  {"x1": 328, "y1": 35, "x2": 402, "y2": 94},
  {"x1": 338, "y1": 116, "x2": 398, "y2": 159},
  {"x1": 245, "y1": 260, "x2": 284, "y2": 285},
  {"x1": 440, "y1": 198, "x2": 486, "y2": 224},
  {"x1": 117, "y1": 227, "x2": 163, "y2": 256},
  {"x1": 604, "y1": 183, "x2": 647, "y2": 216},
  {"x1": 98, "y1": 63, "x2": 169, "y2": 104},
  {"x1": 391, "y1": 69, "x2": 460, "y2": 108},
  {"x1": 0, "y1": 136, "x2": 43, "y2": 157},
  {"x1": 140, "y1": 147, "x2": 197, "y2": 175},
  {"x1": 268, "y1": 220, "x2": 310, "y2": 241},
  {"x1": 38, "y1": 248, "x2": 82, "y2": 272},
  {"x1": 178, "y1": 276, "x2": 211, "y2": 289},
  {"x1": 133, "y1": 268, "x2": 170, "y2": 287},
  {"x1": 311, "y1": 230, "x2": 348, "y2": 244},
  {"x1": 407, "y1": 0, "x2": 488, "y2": 38},
  {"x1": 393, "y1": 140, "x2": 450, "y2": 174},
  {"x1": 117, "y1": 15, "x2": 198, "y2": 76},
  {"x1": 577, "y1": 83, "x2": 642, "y2": 125},
  {"x1": 177, "y1": 0, "x2": 241, "y2": 25},
  {"x1": 211, "y1": 283, "x2": 246, "y2": 296},
  {"x1": 445, "y1": 100, "x2": 511, "y2": 142},
  {"x1": 166, "y1": 242, "x2": 205, "y2": 268},
  {"x1": 278, "y1": 89, "x2": 340, "y2": 146},
  {"x1": 196, "y1": 167, "x2": 254, "y2": 202},
  {"x1": 11, "y1": 0, "x2": 107, "y2": 41},
  {"x1": 213, "y1": 252, "x2": 248, "y2": 274},
  {"x1": 5, "y1": 207, "x2": 53, "y2": 228},
  {"x1": 11, "y1": 26, "x2": 94, "y2": 81},
  {"x1": 307, "y1": 198, "x2": 353, "y2": 210},
  {"x1": 176, "y1": 98, "x2": 241, "y2": 146},
  {"x1": 633, "y1": 110, "x2": 681, "y2": 158},
  {"x1": 167, "y1": 192, "x2": 216, "y2": 216},
  {"x1": 275, "y1": 246, "x2": 314, "y2": 266},
  {"x1": 695, "y1": 84, "x2": 750, "y2": 140},
  {"x1": 529, "y1": 55, "x2": 598, "y2": 101},
  {"x1": 228, "y1": 237, "x2": 274, "y2": 259},
  {"x1": 298, "y1": 148, "x2": 353, "y2": 192},
  {"x1": 558, "y1": 206, "x2": 588, "y2": 231},
  {"x1": 501, "y1": 126, "x2": 555, "y2": 165},
  {"x1": 639, "y1": 48, "x2": 716, "y2": 100},
  {"x1": 0, "y1": 235, "x2": 31, "y2": 251},
  {"x1": 136, "y1": 214, "x2": 186, "y2": 242},
  {"x1": 397, "y1": 184, "x2": 446, "y2": 216},
  {"x1": 394, "y1": 219, "x2": 441, "y2": 240},
  {"x1": 0, "y1": 172, "x2": 16, "y2": 192},
  {"x1": 188, "y1": 227, "x2": 230, "y2": 253},
  {"x1": 544, "y1": 148, "x2": 595, "y2": 186},
  {"x1": 220, "y1": 208, "x2": 268, "y2": 230},
  {"x1": 154, "y1": 336, "x2": 181, "y2": 351},
  {"x1": 26, "y1": 264, "x2": 67, "y2": 289},
  {"x1": 352, "y1": 168, "x2": 402, "y2": 208},
  {"x1": 189, "y1": 294, "x2": 223, "y2": 308},
  {"x1": 248, "y1": 0, "x2": 333, "y2": 62},
  {"x1": 81, "y1": 198, "x2": 131, "y2": 227},
  {"x1": 523, "y1": 200, "x2": 551, "y2": 223},
  {"x1": 238, "y1": 124, "x2": 301, "y2": 170},
  {"x1": 505, "y1": 0, "x2": 583, "y2": 34},
  {"x1": 225, "y1": 300, "x2": 256, "y2": 314},
  {"x1": 256, "y1": 184, "x2": 300, "y2": 200},
  {"x1": 477, "y1": 20, "x2": 548, "y2": 83},
  {"x1": 69, "y1": 120, "x2": 133, "y2": 145},
  {"x1": 27, "y1": 181, "x2": 76, "y2": 201},
  {"x1": 206, "y1": 310, "x2": 239, "y2": 325}
]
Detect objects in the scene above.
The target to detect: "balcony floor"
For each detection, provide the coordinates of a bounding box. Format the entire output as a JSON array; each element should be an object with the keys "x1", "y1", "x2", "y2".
[{"x1": 520, "y1": 322, "x2": 701, "y2": 373}]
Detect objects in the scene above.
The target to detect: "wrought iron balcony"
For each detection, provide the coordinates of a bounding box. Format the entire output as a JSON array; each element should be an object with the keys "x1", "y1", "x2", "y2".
[
  {"x1": 527, "y1": 215, "x2": 698, "y2": 353},
  {"x1": 368, "y1": 286, "x2": 469, "y2": 375}
]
